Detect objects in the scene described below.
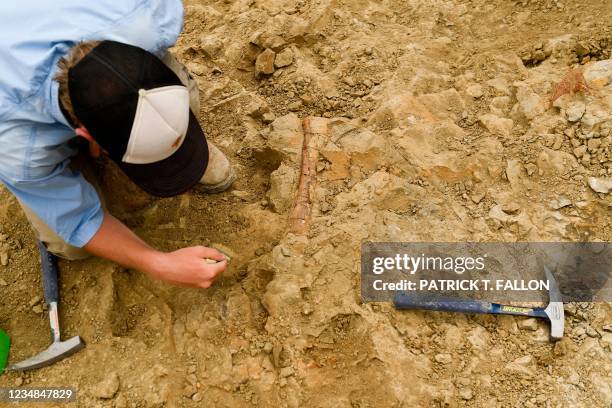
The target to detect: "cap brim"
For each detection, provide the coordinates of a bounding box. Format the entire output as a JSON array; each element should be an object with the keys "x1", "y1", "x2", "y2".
[{"x1": 118, "y1": 111, "x2": 208, "y2": 197}]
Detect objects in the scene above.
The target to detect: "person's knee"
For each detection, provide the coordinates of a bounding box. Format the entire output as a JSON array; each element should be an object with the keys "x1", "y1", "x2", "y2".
[{"x1": 46, "y1": 242, "x2": 91, "y2": 261}]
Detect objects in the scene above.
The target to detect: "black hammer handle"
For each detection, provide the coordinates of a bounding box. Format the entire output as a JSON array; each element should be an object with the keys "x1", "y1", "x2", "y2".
[
  {"x1": 394, "y1": 292, "x2": 494, "y2": 314},
  {"x1": 36, "y1": 241, "x2": 59, "y2": 305},
  {"x1": 394, "y1": 292, "x2": 548, "y2": 318}
]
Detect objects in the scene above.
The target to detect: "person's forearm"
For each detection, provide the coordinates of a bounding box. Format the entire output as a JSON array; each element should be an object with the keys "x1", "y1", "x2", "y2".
[
  {"x1": 82, "y1": 212, "x2": 227, "y2": 288},
  {"x1": 84, "y1": 212, "x2": 162, "y2": 274}
]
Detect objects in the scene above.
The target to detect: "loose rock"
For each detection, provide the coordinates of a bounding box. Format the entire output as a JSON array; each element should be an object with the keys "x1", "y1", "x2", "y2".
[
  {"x1": 501, "y1": 201, "x2": 521, "y2": 214},
  {"x1": 93, "y1": 373, "x2": 120, "y2": 399},
  {"x1": 505, "y1": 355, "x2": 535, "y2": 376},
  {"x1": 518, "y1": 318, "x2": 538, "y2": 331},
  {"x1": 279, "y1": 367, "x2": 295, "y2": 378},
  {"x1": 587, "y1": 177, "x2": 612, "y2": 194},
  {"x1": 459, "y1": 387, "x2": 474, "y2": 400},
  {"x1": 262, "y1": 112, "x2": 276, "y2": 124},
  {"x1": 516, "y1": 85, "x2": 545, "y2": 119},
  {"x1": 565, "y1": 101, "x2": 586, "y2": 122},
  {"x1": 434, "y1": 353, "x2": 452, "y2": 364},
  {"x1": 479, "y1": 114, "x2": 513, "y2": 137},
  {"x1": 573, "y1": 145, "x2": 587, "y2": 158},
  {"x1": 550, "y1": 196, "x2": 571, "y2": 209},
  {"x1": 274, "y1": 48, "x2": 294, "y2": 68},
  {"x1": 255, "y1": 48, "x2": 276, "y2": 76},
  {"x1": 466, "y1": 84, "x2": 483, "y2": 98},
  {"x1": 584, "y1": 59, "x2": 612, "y2": 88},
  {"x1": 199, "y1": 34, "x2": 223, "y2": 58}
]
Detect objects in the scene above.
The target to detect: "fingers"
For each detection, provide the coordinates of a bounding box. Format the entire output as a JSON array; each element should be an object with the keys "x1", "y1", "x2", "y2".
[
  {"x1": 198, "y1": 259, "x2": 227, "y2": 289},
  {"x1": 158, "y1": 246, "x2": 228, "y2": 289},
  {"x1": 205, "y1": 259, "x2": 227, "y2": 277},
  {"x1": 193, "y1": 245, "x2": 226, "y2": 261}
]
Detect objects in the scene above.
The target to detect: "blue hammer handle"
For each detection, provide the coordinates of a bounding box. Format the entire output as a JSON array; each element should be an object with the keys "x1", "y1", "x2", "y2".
[
  {"x1": 394, "y1": 293, "x2": 548, "y2": 318},
  {"x1": 394, "y1": 292, "x2": 493, "y2": 314},
  {"x1": 36, "y1": 241, "x2": 59, "y2": 305}
]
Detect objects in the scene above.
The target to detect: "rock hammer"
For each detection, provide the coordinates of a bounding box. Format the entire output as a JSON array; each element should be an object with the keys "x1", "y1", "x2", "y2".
[
  {"x1": 394, "y1": 266, "x2": 564, "y2": 340},
  {"x1": 7, "y1": 242, "x2": 85, "y2": 371}
]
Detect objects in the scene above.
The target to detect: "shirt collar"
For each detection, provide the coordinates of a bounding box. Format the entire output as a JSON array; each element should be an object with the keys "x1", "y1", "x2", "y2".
[{"x1": 49, "y1": 78, "x2": 73, "y2": 129}]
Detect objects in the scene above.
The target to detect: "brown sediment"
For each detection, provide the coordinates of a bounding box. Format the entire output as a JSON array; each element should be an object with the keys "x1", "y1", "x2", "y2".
[{"x1": 289, "y1": 117, "x2": 328, "y2": 234}]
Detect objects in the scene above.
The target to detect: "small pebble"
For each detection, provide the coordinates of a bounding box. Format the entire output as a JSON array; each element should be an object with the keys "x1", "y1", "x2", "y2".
[
  {"x1": 460, "y1": 387, "x2": 474, "y2": 400},
  {"x1": 279, "y1": 367, "x2": 295, "y2": 378},
  {"x1": 519, "y1": 318, "x2": 538, "y2": 331},
  {"x1": 434, "y1": 353, "x2": 452, "y2": 364},
  {"x1": 29, "y1": 296, "x2": 41, "y2": 307},
  {"x1": 466, "y1": 84, "x2": 484, "y2": 98},
  {"x1": 586, "y1": 326, "x2": 599, "y2": 338}
]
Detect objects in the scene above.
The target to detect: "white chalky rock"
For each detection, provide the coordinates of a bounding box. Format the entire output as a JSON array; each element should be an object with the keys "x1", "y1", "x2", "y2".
[
  {"x1": 466, "y1": 84, "x2": 484, "y2": 98},
  {"x1": 486, "y1": 77, "x2": 511, "y2": 95},
  {"x1": 587, "y1": 177, "x2": 612, "y2": 194},
  {"x1": 479, "y1": 114, "x2": 513, "y2": 137},
  {"x1": 584, "y1": 59, "x2": 612, "y2": 88},
  {"x1": 268, "y1": 164, "x2": 298, "y2": 213},
  {"x1": 267, "y1": 113, "x2": 303, "y2": 160},
  {"x1": 504, "y1": 355, "x2": 535, "y2": 376},
  {"x1": 565, "y1": 101, "x2": 586, "y2": 122},
  {"x1": 516, "y1": 85, "x2": 545, "y2": 120}
]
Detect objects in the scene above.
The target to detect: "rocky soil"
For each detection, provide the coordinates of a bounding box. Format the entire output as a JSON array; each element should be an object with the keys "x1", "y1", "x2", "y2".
[{"x1": 1, "y1": 0, "x2": 611, "y2": 407}]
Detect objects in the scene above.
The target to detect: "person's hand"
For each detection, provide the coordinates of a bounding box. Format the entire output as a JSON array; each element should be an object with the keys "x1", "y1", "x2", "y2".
[{"x1": 148, "y1": 246, "x2": 227, "y2": 289}]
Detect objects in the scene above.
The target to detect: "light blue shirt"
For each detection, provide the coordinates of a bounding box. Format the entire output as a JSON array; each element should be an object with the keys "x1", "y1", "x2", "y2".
[{"x1": 0, "y1": 0, "x2": 183, "y2": 247}]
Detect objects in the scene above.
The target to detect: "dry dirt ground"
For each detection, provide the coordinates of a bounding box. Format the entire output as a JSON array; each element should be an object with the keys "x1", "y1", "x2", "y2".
[{"x1": 1, "y1": 0, "x2": 612, "y2": 407}]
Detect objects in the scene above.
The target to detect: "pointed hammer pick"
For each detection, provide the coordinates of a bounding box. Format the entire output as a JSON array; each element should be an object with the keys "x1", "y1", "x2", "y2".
[
  {"x1": 394, "y1": 266, "x2": 565, "y2": 341},
  {"x1": 7, "y1": 242, "x2": 85, "y2": 371}
]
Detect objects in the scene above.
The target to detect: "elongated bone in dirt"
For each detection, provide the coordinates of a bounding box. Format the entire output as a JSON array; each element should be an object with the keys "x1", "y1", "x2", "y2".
[{"x1": 289, "y1": 117, "x2": 328, "y2": 235}]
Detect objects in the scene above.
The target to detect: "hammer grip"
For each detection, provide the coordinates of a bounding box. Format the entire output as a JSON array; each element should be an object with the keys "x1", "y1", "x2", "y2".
[
  {"x1": 394, "y1": 292, "x2": 493, "y2": 314},
  {"x1": 37, "y1": 241, "x2": 59, "y2": 305}
]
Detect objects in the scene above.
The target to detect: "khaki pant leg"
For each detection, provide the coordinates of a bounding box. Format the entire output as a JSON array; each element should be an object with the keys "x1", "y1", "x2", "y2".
[
  {"x1": 160, "y1": 52, "x2": 201, "y2": 114},
  {"x1": 19, "y1": 156, "x2": 106, "y2": 261},
  {"x1": 18, "y1": 202, "x2": 90, "y2": 260}
]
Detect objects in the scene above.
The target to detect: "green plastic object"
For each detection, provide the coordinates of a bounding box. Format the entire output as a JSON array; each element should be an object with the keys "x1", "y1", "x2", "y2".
[{"x1": 0, "y1": 329, "x2": 9, "y2": 375}]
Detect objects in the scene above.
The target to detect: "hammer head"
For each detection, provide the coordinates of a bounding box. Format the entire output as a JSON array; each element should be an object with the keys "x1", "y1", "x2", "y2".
[
  {"x1": 543, "y1": 266, "x2": 564, "y2": 340},
  {"x1": 7, "y1": 336, "x2": 85, "y2": 371}
]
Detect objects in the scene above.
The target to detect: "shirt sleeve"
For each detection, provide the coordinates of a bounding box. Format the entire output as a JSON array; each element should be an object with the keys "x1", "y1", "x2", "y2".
[
  {"x1": 0, "y1": 162, "x2": 104, "y2": 249},
  {"x1": 91, "y1": 0, "x2": 184, "y2": 58}
]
